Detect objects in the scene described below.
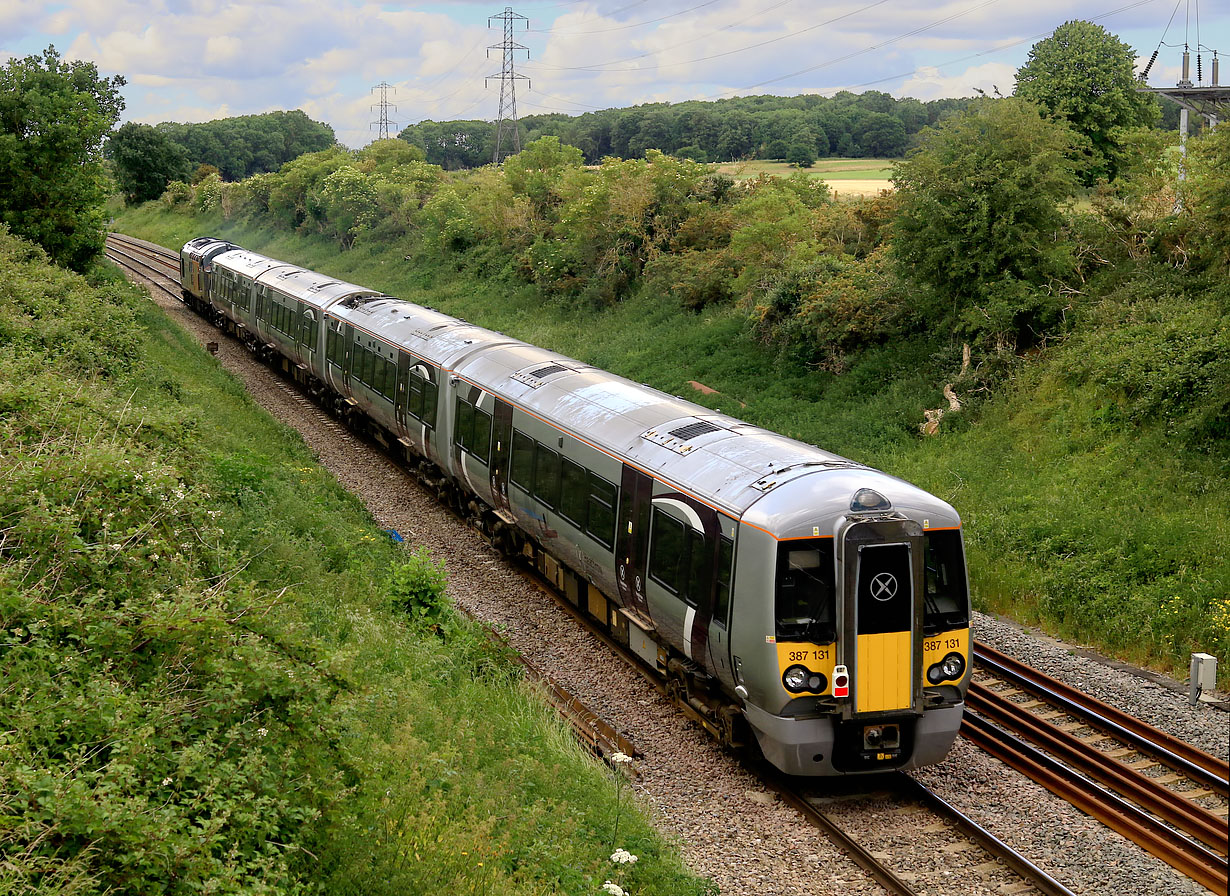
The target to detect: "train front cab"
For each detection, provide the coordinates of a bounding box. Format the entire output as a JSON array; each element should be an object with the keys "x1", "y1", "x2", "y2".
[
  {"x1": 742, "y1": 510, "x2": 970, "y2": 776},
  {"x1": 179, "y1": 238, "x2": 233, "y2": 309}
]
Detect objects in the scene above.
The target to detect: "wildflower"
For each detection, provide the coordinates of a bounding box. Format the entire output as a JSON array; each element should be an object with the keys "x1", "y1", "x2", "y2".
[
  {"x1": 610, "y1": 848, "x2": 638, "y2": 865},
  {"x1": 601, "y1": 883, "x2": 625, "y2": 896},
  {"x1": 162, "y1": 777, "x2": 173, "y2": 786},
  {"x1": 609, "y1": 751, "x2": 633, "y2": 765},
  {"x1": 257, "y1": 727, "x2": 268, "y2": 737}
]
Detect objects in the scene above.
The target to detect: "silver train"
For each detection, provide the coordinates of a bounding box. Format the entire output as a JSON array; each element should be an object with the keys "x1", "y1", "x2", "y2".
[{"x1": 181, "y1": 236, "x2": 972, "y2": 775}]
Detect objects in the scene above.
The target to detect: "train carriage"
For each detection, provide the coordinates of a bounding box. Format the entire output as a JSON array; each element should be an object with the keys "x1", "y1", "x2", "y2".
[{"x1": 181, "y1": 237, "x2": 972, "y2": 777}]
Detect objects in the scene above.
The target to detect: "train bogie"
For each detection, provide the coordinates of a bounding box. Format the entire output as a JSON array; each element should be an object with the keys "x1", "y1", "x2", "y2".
[{"x1": 179, "y1": 237, "x2": 972, "y2": 777}]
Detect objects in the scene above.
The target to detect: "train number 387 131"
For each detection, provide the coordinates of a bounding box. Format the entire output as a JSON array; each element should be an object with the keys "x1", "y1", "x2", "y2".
[{"x1": 924, "y1": 638, "x2": 963, "y2": 652}]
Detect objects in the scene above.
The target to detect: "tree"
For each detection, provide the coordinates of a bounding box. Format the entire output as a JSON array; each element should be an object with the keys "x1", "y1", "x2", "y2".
[
  {"x1": 155, "y1": 110, "x2": 336, "y2": 180},
  {"x1": 785, "y1": 139, "x2": 817, "y2": 168},
  {"x1": 1015, "y1": 20, "x2": 1159, "y2": 183},
  {"x1": 0, "y1": 46, "x2": 125, "y2": 271},
  {"x1": 891, "y1": 98, "x2": 1080, "y2": 346},
  {"x1": 108, "y1": 122, "x2": 191, "y2": 204},
  {"x1": 855, "y1": 112, "x2": 908, "y2": 157}
]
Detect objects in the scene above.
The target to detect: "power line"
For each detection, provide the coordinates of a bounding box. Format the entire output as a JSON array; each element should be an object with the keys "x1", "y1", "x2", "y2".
[
  {"x1": 522, "y1": 0, "x2": 894, "y2": 73},
  {"x1": 528, "y1": 0, "x2": 724, "y2": 35},
  {"x1": 843, "y1": 0, "x2": 1164, "y2": 92}
]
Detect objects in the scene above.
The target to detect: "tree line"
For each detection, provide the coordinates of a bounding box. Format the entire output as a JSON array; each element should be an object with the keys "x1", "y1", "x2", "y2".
[
  {"x1": 155, "y1": 21, "x2": 1227, "y2": 442},
  {"x1": 400, "y1": 91, "x2": 980, "y2": 169},
  {"x1": 109, "y1": 110, "x2": 337, "y2": 204}
]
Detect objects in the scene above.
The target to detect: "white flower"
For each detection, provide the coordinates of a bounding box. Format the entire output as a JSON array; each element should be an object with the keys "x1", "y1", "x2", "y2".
[
  {"x1": 610, "y1": 848, "x2": 638, "y2": 865},
  {"x1": 609, "y1": 751, "x2": 633, "y2": 765},
  {"x1": 256, "y1": 727, "x2": 268, "y2": 737},
  {"x1": 601, "y1": 883, "x2": 625, "y2": 896},
  {"x1": 162, "y1": 777, "x2": 173, "y2": 786}
]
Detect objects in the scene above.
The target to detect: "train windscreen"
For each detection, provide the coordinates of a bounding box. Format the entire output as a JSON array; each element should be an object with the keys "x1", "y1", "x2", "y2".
[
  {"x1": 775, "y1": 539, "x2": 836, "y2": 643},
  {"x1": 922, "y1": 530, "x2": 969, "y2": 635}
]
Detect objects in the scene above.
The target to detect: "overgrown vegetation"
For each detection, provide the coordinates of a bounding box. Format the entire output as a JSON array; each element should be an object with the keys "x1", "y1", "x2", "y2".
[
  {"x1": 0, "y1": 225, "x2": 712, "y2": 894},
  {"x1": 112, "y1": 65, "x2": 1230, "y2": 687}
]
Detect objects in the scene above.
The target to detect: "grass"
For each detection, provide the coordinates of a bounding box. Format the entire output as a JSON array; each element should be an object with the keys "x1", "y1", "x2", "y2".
[
  {"x1": 1, "y1": 226, "x2": 713, "y2": 894},
  {"x1": 112, "y1": 200, "x2": 1230, "y2": 687}
]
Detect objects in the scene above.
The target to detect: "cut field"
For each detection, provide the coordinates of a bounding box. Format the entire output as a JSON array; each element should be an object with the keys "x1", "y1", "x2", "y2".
[{"x1": 711, "y1": 158, "x2": 893, "y2": 196}]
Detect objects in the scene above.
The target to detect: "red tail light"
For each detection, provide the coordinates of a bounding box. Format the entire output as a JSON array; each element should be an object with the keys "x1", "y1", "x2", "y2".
[{"x1": 832, "y1": 664, "x2": 849, "y2": 698}]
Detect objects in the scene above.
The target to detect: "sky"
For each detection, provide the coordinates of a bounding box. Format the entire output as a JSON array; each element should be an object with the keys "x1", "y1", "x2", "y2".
[{"x1": 3, "y1": 0, "x2": 1227, "y2": 148}]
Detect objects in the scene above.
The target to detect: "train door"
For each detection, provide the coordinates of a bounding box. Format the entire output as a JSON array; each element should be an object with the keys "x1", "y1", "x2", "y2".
[
  {"x1": 341, "y1": 322, "x2": 354, "y2": 389},
  {"x1": 616, "y1": 465, "x2": 654, "y2": 618},
  {"x1": 838, "y1": 518, "x2": 925, "y2": 717},
  {"x1": 488, "y1": 398, "x2": 514, "y2": 518},
  {"x1": 395, "y1": 350, "x2": 411, "y2": 433},
  {"x1": 706, "y1": 528, "x2": 736, "y2": 686},
  {"x1": 254, "y1": 283, "x2": 266, "y2": 338}
]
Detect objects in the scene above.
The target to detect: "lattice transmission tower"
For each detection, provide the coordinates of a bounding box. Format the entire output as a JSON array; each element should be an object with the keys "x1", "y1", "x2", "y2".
[
  {"x1": 371, "y1": 81, "x2": 398, "y2": 141},
  {"x1": 486, "y1": 7, "x2": 530, "y2": 163}
]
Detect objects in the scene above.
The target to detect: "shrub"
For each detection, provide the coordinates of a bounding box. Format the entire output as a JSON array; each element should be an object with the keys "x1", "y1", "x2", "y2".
[{"x1": 389, "y1": 547, "x2": 452, "y2": 629}]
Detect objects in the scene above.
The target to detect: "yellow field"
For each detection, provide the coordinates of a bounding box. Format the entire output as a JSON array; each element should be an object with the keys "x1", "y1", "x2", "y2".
[{"x1": 711, "y1": 158, "x2": 893, "y2": 196}]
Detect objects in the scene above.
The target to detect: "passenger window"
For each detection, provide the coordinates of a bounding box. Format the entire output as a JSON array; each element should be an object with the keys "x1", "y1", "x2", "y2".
[
  {"x1": 454, "y1": 398, "x2": 474, "y2": 448},
  {"x1": 408, "y1": 367, "x2": 437, "y2": 424},
  {"x1": 453, "y1": 399, "x2": 491, "y2": 463},
  {"x1": 422, "y1": 376, "x2": 437, "y2": 425},
  {"x1": 472, "y1": 407, "x2": 492, "y2": 462},
  {"x1": 559, "y1": 458, "x2": 587, "y2": 526},
  {"x1": 585, "y1": 473, "x2": 617, "y2": 549},
  {"x1": 685, "y1": 529, "x2": 708, "y2": 608},
  {"x1": 533, "y1": 445, "x2": 561, "y2": 508},
  {"x1": 510, "y1": 430, "x2": 533, "y2": 490},
  {"x1": 648, "y1": 508, "x2": 686, "y2": 595}
]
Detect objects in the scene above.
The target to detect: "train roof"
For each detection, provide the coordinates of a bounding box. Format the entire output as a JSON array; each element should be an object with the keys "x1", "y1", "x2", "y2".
[
  {"x1": 329, "y1": 295, "x2": 521, "y2": 371},
  {"x1": 259, "y1": 266, "x2": 380, "y2": 309},
  {"x1": 211, "y1": 248, "x2": 297, "y2": 281},
  {"x1": 450, "y1": 336, "x2": 870, "y2": 519},
  {"x1": 241, "y1": 274, "x2": 960, "y2": 533},
  {"x1": 181, "y1": 237, "x2": 235, "y2": 263}
]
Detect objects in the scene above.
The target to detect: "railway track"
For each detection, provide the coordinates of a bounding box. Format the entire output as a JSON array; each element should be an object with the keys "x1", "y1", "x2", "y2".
[
  {"x1": 967, "y1": 645, "x2": 1229, "y2": 893},
  {"x1": 769, "y1": 771, "x2": 1078, "y2": 896},
  {"x1": 106, "y1": 231, "x2": 1226, "y2": 896},
  {"x1": 105, "y1": 232, "x2": 643, "y2": 769}
]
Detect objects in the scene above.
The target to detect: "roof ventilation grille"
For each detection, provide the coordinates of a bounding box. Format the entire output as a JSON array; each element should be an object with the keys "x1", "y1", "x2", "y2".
[
  {"x1": 530, "y1": 363, "x2": 568, "y2": 379},
  {"x1": 668, "y1": 420, "x2": 721, "y2": 441}
]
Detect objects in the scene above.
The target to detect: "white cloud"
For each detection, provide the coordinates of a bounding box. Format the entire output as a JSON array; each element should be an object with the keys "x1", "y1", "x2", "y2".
[
  {"x1": 5, "y1": 1, "x2": 1224, "y2": 148},
  {"x1": 899, "y1": 62, "x2": 1017, "y2": 101}
]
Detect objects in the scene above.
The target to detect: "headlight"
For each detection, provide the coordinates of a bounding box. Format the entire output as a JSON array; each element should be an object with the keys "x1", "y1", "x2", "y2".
[
  {"x1": 927, "y1": 652, "x2": 966, "y2": 683},
  {"x1": 783, "y1": 665, "x2": 810, "y2": 692},
  {"x1": 783, "y1": 666, "x2": 828, "y2": 693},
  {"x1": 940, "y1": 652, "x2": 965, "y2": 679}
]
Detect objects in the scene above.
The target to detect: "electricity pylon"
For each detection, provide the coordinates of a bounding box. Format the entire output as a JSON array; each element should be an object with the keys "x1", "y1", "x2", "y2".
[
  {"x1": 371, "y1": 82, "x2": 398, "y2": 141},
  {"x1": 487, "y1": 7, "x2": 529, "y2": 163}
]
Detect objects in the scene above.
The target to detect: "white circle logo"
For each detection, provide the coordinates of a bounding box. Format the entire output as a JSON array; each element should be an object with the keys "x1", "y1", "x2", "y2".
[{"x1": 870, "y1": 572, "x2": 898, "y2": 601}]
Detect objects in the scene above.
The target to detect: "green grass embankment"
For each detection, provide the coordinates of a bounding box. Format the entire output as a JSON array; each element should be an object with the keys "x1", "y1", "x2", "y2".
[
  {"x1": 112, "y1": 203, "x2": 1230, "y2": 686},
  {"x1": 0, "y1": 224, "x2": 712, "y2": 894}
]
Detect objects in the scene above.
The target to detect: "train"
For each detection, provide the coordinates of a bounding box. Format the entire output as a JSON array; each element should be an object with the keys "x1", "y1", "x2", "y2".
[{"x1": 180, "y1": 236, "x2": 972, "y2": 776}]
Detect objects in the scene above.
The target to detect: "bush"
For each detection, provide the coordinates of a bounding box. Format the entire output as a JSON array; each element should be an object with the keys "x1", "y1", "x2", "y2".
[{"x1": 389, "y1": 547, "x2": 451, "y2": 629}]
